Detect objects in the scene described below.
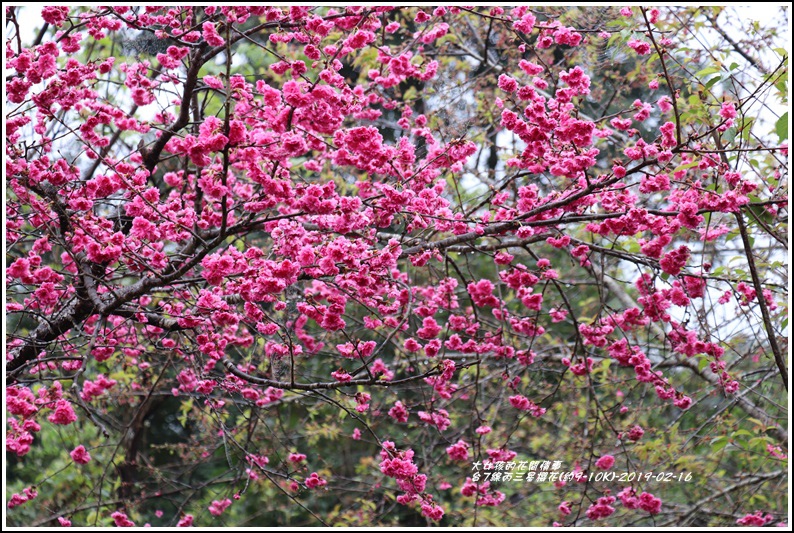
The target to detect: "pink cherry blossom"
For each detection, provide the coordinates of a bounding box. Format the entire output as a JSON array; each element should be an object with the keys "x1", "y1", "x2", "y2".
[
  {"x1": 70, "y1": 445, "x2": 91, "y2": 464},
  {"x1": 595, "y1": 455, "x2": 615, "y2": 470}
]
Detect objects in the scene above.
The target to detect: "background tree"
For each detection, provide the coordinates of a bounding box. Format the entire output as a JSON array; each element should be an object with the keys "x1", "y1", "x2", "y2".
[{"x1": 5, "y1": 5, "x2": 788, "y2": 527}]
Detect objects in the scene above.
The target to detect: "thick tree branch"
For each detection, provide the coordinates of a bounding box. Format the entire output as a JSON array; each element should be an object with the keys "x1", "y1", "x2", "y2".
[
  {"x1": 143, "y1": 43, "x2": 208, "y2": 173},
  {"x1": 733, "y1": 212, "x2": 787, "y2": 390}
]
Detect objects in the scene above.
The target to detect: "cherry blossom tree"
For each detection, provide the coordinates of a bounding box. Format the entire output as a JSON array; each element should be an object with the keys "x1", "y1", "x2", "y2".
[{"x1": 5, "y1": 5, "x2": 788, "y2": 527}]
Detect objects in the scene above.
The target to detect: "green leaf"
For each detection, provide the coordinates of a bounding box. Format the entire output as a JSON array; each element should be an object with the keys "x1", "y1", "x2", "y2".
[
  {"x1": 775, "y1": 74, "x2": 788, "y2": 101},
  {"x1": 705, "y1": 76, "x2": 722, "y2": 90},
  {"x1": 668, "y1": 422, "x2": 679, "y2": 442},
  {"x1": 178, "y1": 398, "x2": 193, "y2": 428},
  {"x1": 775, "y1": 112, "x2": 788, "y2": 141},
  {"x1": 673, "y1": 160, "x2": 699, "y2": 173},
  {"x1": 624, "y1": 240, "x2": 640, "y2": 253},
  {"x1": 696, "y1": 66, "x2": 720, "y2": 77},
  {"x1": 748, "y1": 436, "x2": 771, "y2": 449},
  {"x1": 741, "y1": 117, "x2": 756, "y2": 140},
  {"x1": 750, "y1": 493, "x2": 769, "y2": 506},
  {"x1": 711, "y1": 436, "x2": 729, "y2": 452}
]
